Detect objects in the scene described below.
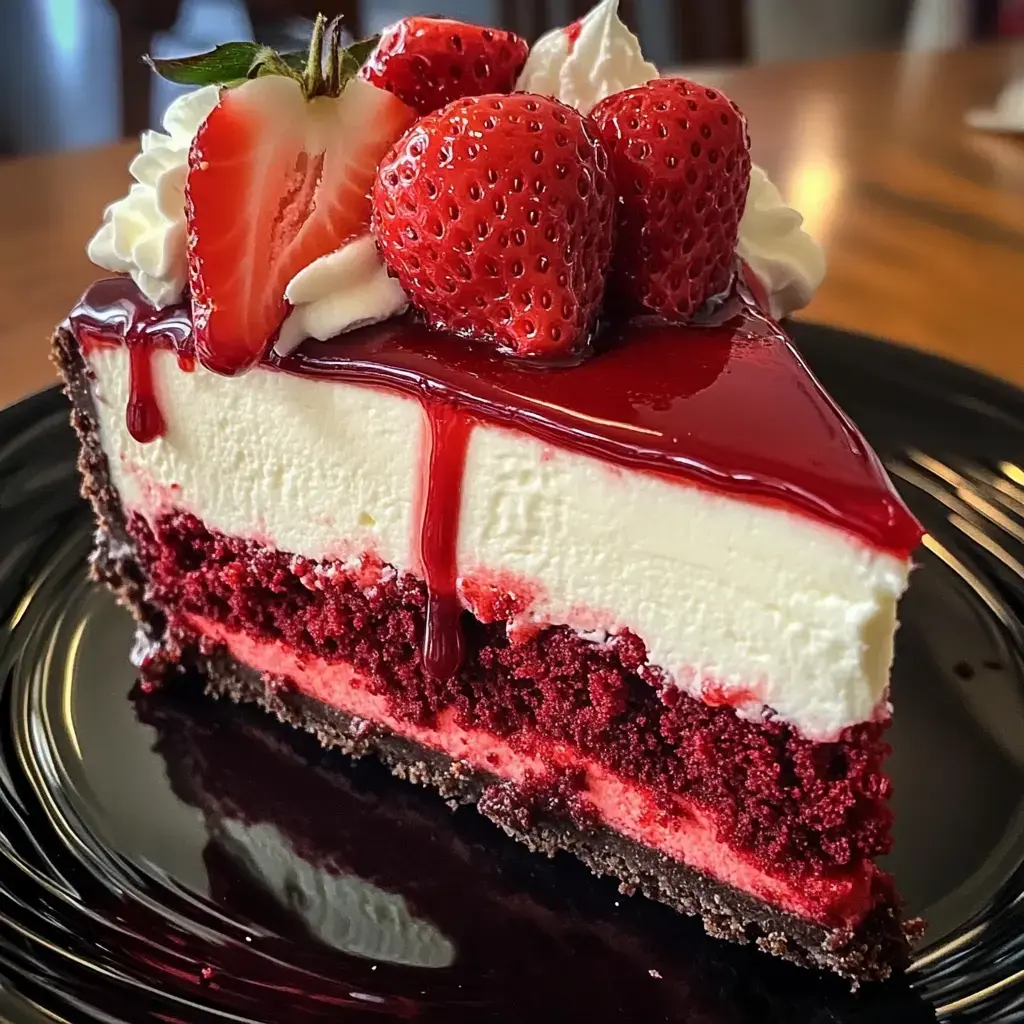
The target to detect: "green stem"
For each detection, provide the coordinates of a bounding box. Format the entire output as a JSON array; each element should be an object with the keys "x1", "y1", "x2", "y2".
[
  {"x1": 324, "y1": 17, "x2": 343, "y2": 97},
  {"x1": 302, "y1": 13, "x2": 327, "y2": 97}
]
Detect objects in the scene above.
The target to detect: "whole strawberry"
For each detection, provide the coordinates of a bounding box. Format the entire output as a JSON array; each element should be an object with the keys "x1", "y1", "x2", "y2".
[
  {"x1": 591, "y1": 78, "x2": 751, "y2": 320},
  {"x1": 360, "y1": 18, "x2": 528, "y2": 117},
  {"x1": 372, "y1": 93, "x2": 615, "y2": 357}
]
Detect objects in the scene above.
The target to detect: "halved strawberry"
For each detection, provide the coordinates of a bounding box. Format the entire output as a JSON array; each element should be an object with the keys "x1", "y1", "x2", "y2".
[
  {"x1": 360, "y1": 17, "x2": 528, "y2": 116},
  {"x1": 186, "y1": 75, "x2": 415, "y2": 375}
]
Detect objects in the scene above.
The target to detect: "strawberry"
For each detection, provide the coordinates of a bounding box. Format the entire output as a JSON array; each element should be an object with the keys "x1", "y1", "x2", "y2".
[
  {"x1": 186, "y1": 75, "x2": 415, "y2": 375},
  {"x1": 591, "y1": 78, "x2": 751, "y2": 320},
  {"x1": 360, "y1": 17, "x2": 528, "y2": 117},
  {"x1": 372, "y1": 93, "x2": 615, "y2": 358}
]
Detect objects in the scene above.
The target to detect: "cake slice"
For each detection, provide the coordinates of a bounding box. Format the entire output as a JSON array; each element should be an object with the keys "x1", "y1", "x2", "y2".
[{"x1": 53, "y1": 1, "x2": 922, "y2": 984}]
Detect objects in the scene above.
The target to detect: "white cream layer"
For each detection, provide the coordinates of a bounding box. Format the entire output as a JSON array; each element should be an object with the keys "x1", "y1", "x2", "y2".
[{"x1": 89, "y1": 346, "x2": 909, "y2": 742}]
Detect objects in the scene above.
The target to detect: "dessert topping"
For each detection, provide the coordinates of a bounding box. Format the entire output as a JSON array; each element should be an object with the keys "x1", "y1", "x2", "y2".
[
  {"x1": 737, "y1": 166, "x2": 827, "y2": 319},
  {"x1": 184, "y1": 19, "x2": 416, "y2": 375},
  {"x1": 146, "y1": 21, "x2": 379, "y2": 98},
  {"x1": 515, "y1": 0, "x2": 657, "y2": 116},
  {"x1": 360, "y1": 17, "x2": 528, "y2": 117},
  {"x1": 87, "y1": 86, "x2": 220, "y2": 309},
  {"x1": 591, "y1": 78, "x2": 752, "y2": 320},
  {"x1": 274, "y1": 234, "x2": 408, "y2": 355},
  {"x1": 518, "y1": 2, "x2": 823, "y2": 319},
  {"x1": 372, "y1": 94, "x2": 615, "y2": 358},
  {"x1": 84, "y1": 3, "x2": 825, "y2": 371}
]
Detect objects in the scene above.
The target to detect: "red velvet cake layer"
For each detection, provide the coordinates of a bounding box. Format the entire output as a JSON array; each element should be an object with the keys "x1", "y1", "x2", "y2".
[
  {"x1": 176, "y1": 611, "x2": 883, "y2": 927},
  {"x1": 132, "y1": 510, "x2": 896, "y2": 883}
]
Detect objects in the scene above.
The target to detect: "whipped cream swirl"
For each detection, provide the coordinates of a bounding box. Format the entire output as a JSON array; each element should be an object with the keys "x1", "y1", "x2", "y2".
[
  {"x1": 88, "y1": 86, "x2": 220, "y2": 308},
  {"x1": 515, "y1": 0, "x2": 657, "y2": 116},
  {"x1": 737, "y1": 167, "x2": 826, "y2": 318},
  {"x1": 275, "y1": 236, "x2": 408, "y2": 355}
]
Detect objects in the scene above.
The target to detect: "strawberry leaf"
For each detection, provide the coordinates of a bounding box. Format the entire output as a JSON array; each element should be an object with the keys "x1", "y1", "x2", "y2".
[
  {"x1": 145, "y1": 43, "x2": 283, "y2": 86},
  {"x1": 251, "y1": 45, "x2": 304, "y2": 84},
  {"x1": 305, "y1": 16, "x2": 380, "y2": 98},
  {"x1": 146, "y1": 33, "x2": 378, "y2": 96},
  {"x1": 340, "y1": 35, "x2": 379, "y2": 78}
]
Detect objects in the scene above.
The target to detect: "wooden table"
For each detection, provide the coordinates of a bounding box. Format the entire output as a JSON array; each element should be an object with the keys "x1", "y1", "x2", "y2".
[{"x1": 1, "y1": 43, "x2": 1022, "y2": 410}]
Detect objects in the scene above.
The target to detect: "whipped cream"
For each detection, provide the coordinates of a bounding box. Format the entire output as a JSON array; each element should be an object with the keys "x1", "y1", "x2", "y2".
[
  {"x1": 275, "y1": 235, "x2": 408, "y2": 355},
  {"x1": 515, "y1": 0, "x2": 657, "y2": 116},
  {"x1": 88, "y1": 86, "x2": 220, "y2": 308},
  {"x1": 737, "y1": 166, "x2": 826, "y2": 319},
  {"x1": 87, "y1": 82, "x2": 403, "y2": 347}
]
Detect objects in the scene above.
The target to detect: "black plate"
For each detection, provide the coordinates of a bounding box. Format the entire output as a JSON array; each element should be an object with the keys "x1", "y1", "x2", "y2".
[{"x1": 2, "y1": 323, "x2": 1024, "y2": 1023}]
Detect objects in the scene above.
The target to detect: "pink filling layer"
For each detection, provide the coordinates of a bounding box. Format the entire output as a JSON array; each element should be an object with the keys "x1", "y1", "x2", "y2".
[{"x1": 188, "y1": 613, "x2": 876, "y2": 928}]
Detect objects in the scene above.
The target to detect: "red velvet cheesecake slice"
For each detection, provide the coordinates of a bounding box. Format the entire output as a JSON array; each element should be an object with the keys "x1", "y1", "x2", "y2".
[
  {"x1": 53, "y1": 1, "x2": 922, "y2": 986},
  {"x1": 55, "y1": 276, "x2": 920, "y2": 982}
]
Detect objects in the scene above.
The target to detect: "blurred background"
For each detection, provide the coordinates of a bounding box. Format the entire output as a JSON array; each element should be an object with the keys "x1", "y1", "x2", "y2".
[{"x1": 2, "y1": 0, "x2": 1022, "y2": 156}]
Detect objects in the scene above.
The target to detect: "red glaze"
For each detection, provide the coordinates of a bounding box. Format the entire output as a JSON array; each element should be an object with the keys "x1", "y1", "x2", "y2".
[
  {"x1": 700, "y1": 680, "x2": 761, "y2": 709},
  {"x1": 417, "y1": 404, "x2": 472, "y2": 679},
  {"x1": 459, "y1": 570, "x2": 540, "y2": 623},
  {"x1": 272, "y1": 293, "x2": 922, "y2": 559},
  {"x1": 68, "y1": 278, "x2": 194, "y2": 444},
  {"x1": 66, "y1": 276, "x2": 922, "y2": 678},
  {"x1": 125, "y1": 344, "x2": 165, "y2": 443},
  {"x1": 565, "y1": 19, "x2": 583, "y2": 52}
]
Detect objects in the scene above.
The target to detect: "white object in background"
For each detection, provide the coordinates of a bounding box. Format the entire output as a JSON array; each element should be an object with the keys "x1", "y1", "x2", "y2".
[
  {"x1": 904, "y1": 0, "x2": 972, "y2": 52},
  {"x1": 967, "y1": 74, "x2": 1024, "y2": 133}
]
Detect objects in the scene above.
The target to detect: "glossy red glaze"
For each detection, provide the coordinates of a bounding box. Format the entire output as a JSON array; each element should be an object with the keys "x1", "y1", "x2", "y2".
[
  {"x1": 125, "y1": 344, "x2": 165, "y2": 444},
  {"x1": 565, "y1": 19, "x2": 583, "y2": 52},
  {"x1": 417, "y1": 403, "x2": 472, "y2": 679},
  {"x1": 273, "y1": 303, "x2": 922, "y2": 558},
  {"x1": 69, "y1": 278, "x2": 194, "y2": 444},
  {"x1": 66, "y1": 277, "x2": 921, "y2": 555},
  {"x1": 700, "y1": 680, "x2": 761, "y2": 709}
]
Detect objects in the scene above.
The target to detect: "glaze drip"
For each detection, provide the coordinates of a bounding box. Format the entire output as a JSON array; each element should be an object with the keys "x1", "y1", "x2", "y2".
[
  {"x1": 69, "y1": 278, "x2": 194, "y2": 444},
  {"x1": 125, "y1": 343, "x2": 165, "y2": 444},
  {"x1": 417, "y1": 403, "x2": 472, "y2": 680}
]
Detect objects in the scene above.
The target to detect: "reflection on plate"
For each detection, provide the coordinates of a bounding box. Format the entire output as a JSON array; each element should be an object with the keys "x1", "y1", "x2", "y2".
[{"x1": 1, "y1": 321, "x2": 1024, "y2": 1021}]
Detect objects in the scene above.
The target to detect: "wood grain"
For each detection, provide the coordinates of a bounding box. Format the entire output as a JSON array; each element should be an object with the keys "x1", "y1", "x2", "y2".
[
  {"x1": 2, "y1": 43, "x2": 1023, "y2": 410},
  {"x1": 713, "y1": 44, "x2": 1024, "y2": 385}
]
